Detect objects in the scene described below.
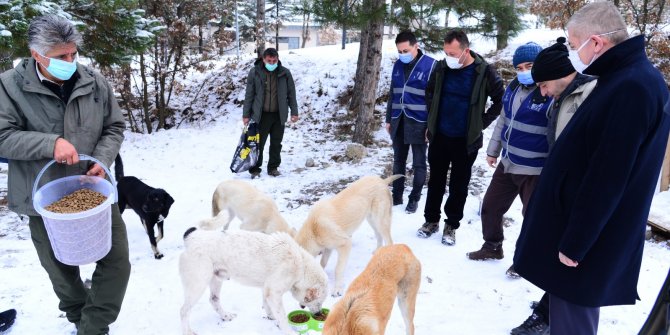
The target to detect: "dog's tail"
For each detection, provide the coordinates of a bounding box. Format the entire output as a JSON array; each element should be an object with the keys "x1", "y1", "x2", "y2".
[
  {"x1": 183, "y1": 227, "x2": 197, "y2": 240},
  {"x1": 114, "y1": 154, "x2": 124, "y2": 180},
  {"x1": 383, "y1": 174, "x2": 404, "y2": 185}
]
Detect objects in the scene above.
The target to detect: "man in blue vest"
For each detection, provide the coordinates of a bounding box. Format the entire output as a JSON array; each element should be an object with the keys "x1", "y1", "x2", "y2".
[
  {"x1": 466, "y1": 43, "x2": 551, "y2": 271},
  {"x1": 417, "y1": 30, "x2": 504, "y2": 246},
  {"x1": 386, "y1": 31, "x2": 436, "y2": 214}
]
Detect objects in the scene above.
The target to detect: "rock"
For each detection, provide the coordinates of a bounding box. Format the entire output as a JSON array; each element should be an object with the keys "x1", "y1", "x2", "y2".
[
  {"x1": 345, "y1": 143, "x2": 367, "y2": 162},
  {"x1": 305, "y1": 158, "x2": 316, "y2": 167}
]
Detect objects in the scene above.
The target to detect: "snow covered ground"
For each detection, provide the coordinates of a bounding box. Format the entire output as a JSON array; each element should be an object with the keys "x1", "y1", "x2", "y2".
[{"x1": 1, "y1": 28, "x2": 669, "y2": 335}]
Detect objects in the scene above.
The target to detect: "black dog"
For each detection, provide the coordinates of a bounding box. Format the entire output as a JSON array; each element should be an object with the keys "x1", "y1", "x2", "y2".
[{"x1": 115, "y1": 154, "x2": 174, "y2": 259}]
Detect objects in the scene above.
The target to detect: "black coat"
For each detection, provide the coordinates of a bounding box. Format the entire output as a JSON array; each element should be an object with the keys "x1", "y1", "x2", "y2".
[{"x1": 513, "y1": 35, "x2": 670, "y2": 307}]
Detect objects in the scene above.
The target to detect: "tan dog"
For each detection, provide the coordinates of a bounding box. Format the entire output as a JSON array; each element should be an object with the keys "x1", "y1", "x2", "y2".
[
  {"x1": 207, "y1": 179, "x2": 296, "y2": 236},
  {"x1": 295, "y1": 175, "x2": 402, "y2": 296},
  {"x1": 322, "y1": 244, "x2": 421, "y2": 335}
]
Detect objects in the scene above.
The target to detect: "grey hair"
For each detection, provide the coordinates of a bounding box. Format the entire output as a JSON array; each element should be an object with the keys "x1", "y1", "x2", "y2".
[
  {"x1": 567, "y1": 1, "x2": 629, "y2": 45},
  {"x1": 27, "y1": 15, "x2": 82, "y2": 55}
]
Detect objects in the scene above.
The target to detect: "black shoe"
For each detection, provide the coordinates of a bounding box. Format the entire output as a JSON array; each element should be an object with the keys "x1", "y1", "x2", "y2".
[
  {"x1": 405, "y1": 200, "x2": 419, "y2": 213},
  {"x1": 510, "y1": 312, "x2": 549, "y2": 335},
  {"x1": 0, "y1": 309, "x2": 17, "y2": 331},
  {"x1": 393, "y1": 195, "x2": 403, "y2": 206},
  {"x1": 467, "y1": 242, "x2": 503, "y2": 260},
  {"x1": 267, "y1": 168, "x2": 281, "y2": 177},
  {"x1": 506, "y1": 264, "x2": 521, "y2": 279},
  {"x1": 416, "y1": 222, "x2": 439, "y2": 238},
  {"x1": 249, "y1": 168, "x2": 261, "y2": 178}
]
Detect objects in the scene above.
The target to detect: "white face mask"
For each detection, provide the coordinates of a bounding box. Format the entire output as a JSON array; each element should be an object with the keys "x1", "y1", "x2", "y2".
[
  {"x1": 445, "y1": 49, "x2": 466, "y2": 69},
  {"x1": 568, "y1": 29, "x2": 626, "y2": 73}
]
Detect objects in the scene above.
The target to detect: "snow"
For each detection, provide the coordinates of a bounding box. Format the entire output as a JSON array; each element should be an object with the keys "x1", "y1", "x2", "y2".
[{"x1": 1, "y1": 27, "x2": 669, "y2": 335}]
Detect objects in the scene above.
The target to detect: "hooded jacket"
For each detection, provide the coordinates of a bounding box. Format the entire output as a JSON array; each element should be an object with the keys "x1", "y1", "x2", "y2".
[{"x1": 0, "y1": 58, "x2": 125, "y2": 215}]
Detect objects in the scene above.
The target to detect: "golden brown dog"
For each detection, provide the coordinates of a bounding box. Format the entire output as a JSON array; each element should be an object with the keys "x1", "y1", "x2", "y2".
[
  {"x1": 323, "y1": 244, "x2": 421, "y2": 335},
  {"x1": 295, "y1": 175, "x2": 402, "y2": 296}
]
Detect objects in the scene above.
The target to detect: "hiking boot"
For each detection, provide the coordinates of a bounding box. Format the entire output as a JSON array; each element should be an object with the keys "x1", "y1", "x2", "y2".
[
  {"x1": 405, "y1": 200, "x2": 419, "y2": 214},
  {"x1": 467, "y1": 243, "x2": 503, "y2": 260},
  {"x1": 506, "y1": 264, "x2": 521, "y2": 279},
  {"x1": 249, "y1": 168, "x2": 261, "y2": 178},
  {"x1": 267, "y1": 168, "x2": 281, "y2": 177},
  {"x1": 393, "y1": 198, "x2": 403, "y2": 206},
  {"x1": 0, "y1": 309, "x2": 16, "y2": 331},
  {"x1": 441, "y1": 225, "x2": 456, "y2": 246},
  {"x1": 510, "y1": 312, "x2": 550, "y2": 335},
  {"x1": 416, "y1": 222, "x2": 439, "y2": 238}
]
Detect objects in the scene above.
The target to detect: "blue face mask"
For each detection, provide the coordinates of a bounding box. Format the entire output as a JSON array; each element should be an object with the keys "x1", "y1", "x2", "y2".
[
  {"x1": 398, "y1": 53, "x2": 413, "y2": 64},
  {"x1": 517, "y1": 70, "x2": 534, "y2": 85},
  {"x1": 265, "y1": 63, "x2": 278, "y2": 72},
  {"x1": 38, "y1": 53, "x2": 77, "y2": 81}
]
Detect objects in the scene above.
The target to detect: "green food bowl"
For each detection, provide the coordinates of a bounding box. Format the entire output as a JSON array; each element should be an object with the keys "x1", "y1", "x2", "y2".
[{"x1": 287, "y1": 308, "x2": 330, "y2": 334}]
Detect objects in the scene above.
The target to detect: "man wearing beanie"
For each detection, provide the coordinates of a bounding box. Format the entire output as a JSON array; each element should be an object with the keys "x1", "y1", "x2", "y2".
[
  {"x1": 466, "y1": 42, "x2": 553, "y2": 270},
  {"x1": 509, "y1": 36, "x2": 597, "y2": 335}
]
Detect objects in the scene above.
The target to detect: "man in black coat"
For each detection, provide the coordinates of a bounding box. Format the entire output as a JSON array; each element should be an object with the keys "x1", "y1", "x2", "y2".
[{"x1": 513, "y1": 2, "x2": 670, "y2": 334}]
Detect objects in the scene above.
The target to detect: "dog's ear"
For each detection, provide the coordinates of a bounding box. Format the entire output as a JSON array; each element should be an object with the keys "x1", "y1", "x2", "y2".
[
  {"x1": 305, "y1": 287, "x2": 319, "y2": 303},
  {"x1": 161, "y1": 191, "x2": 175, "y2": 216}
]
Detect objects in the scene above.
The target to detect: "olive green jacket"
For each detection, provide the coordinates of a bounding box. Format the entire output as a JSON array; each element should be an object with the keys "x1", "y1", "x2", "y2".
[
  {"x1": 0, "y1": 58, "x2": 125, "y2": 215},
  {"x1": 242, "y1": 59, "x2": 298, "y2": 124}
]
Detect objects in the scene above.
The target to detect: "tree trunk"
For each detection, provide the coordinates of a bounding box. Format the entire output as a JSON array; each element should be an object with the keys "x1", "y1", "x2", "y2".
[
  {"x1": 352, "y1": 0, "x2": 385, "y2": 145},
  {"x1": 139, "y1": 53, "x2": 152, "y2": 134},
  {"x1": 388, "y1": 0, "x2": 395, "y2": 38},
  {"x1": 256, "y1": 0, "x2": 266, "y2": 58},
  {"x1": 0, "y1": 51, "x2": 13, "y2": 72},
  {"x1": 495, "y1": 0, "x2": 515, "y2": 50},
  {"x1": 301, "y1": 12, "x2": 310, "y2": 48},
  {"x1": 348, "y1": 28, "x2": 370, "y2": 112}
]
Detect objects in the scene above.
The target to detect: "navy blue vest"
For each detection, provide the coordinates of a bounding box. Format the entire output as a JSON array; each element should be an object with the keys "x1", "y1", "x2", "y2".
[
  {"x1": 500, "y1": 80, "x2": 553, "y2": 168},
  {"x1": 391, "y1": 55, "x2": 436, "y2": 122}
]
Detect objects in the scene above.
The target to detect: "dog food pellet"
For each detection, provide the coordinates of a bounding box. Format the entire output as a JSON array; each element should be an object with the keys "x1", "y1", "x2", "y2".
[
  {"x1": 45, "y1": 189, "x2": 107, "y2": 213},
  {"x1": 312, "y1": 310, "x2": 328, "y2": 321},
  {"x1": 290, "y1": 313, "x2": 310, "y2": 324}
]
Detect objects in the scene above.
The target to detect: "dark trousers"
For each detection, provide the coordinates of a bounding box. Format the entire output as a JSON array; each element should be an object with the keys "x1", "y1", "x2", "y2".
[
  {"x1": 424, "y1": 133, "x2": 477, "y2": 229},
  {"x1": 253, "y1": 112, "x2": 285, "y2": 172},
  {"x1": 549, "y1": 294, "x2": 600, "y2": 335},
  {"x1": 480, "y1": 164, "x2": 539, "y2": 244},
  {"x1": 29, "y1": 204, "x2": 131, "y2": 335},
  {"x1": 391, "y1": 120, "x2": 427, "y2": 202}
]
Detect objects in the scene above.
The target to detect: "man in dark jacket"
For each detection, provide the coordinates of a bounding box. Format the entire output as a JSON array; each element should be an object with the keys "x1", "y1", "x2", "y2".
[
  {"x1": 508, "y1": 36, "x2": 597, "y2": 335},
  {"x1": 0, "y1": 16, "x2": 129, "y2": 335},
  {"x1": 514, "y1": 3, "x2": 670, "y2": 334},
  {"x1": 242, "y1": 48, "x2": 299, "y2": 178},
  {"x1": 416, "y1": 30, "x2": 504, "y2": 246},
  {"x1": 386, "y1": 31, "x2": 436, "y2": 214}
]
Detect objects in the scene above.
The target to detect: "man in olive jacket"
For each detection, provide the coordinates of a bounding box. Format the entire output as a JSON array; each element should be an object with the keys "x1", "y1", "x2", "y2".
[
  {"x1": 0, "y1": 16, "x2": 129, "y2": 335},
  {"x1": 243, "y1": 48, "x2": 299, "y2": 178},
  {"x1": 417, "y1": 30, "x2": 504, "y2": 246}
]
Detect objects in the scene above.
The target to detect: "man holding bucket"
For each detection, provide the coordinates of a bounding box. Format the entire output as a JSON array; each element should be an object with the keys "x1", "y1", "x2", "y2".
[{"x1": 0, "y1": 15, "x2": 129, "y2": 335}]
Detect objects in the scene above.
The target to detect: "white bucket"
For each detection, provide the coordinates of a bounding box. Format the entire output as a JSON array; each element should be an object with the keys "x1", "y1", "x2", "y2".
[{"x1": 32, "y1": 155, "x2": 117, "y2": 266}]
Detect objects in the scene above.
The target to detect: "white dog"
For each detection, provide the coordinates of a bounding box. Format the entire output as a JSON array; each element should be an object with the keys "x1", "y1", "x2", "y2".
[
  {"x1": 207, "y1": 179, "x2": 296, "y2": 236},
  {"x1": 179, "y1": 227, "x2": 329, "y2": 335},
  {"x1": 296, "y1": 175, "x2": 402, "y2": 296}
]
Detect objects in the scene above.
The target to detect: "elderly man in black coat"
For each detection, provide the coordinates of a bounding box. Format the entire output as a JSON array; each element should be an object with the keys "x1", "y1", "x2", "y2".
[{"x1": 513, "y1": 2, "x2": 670, "y2": 334}]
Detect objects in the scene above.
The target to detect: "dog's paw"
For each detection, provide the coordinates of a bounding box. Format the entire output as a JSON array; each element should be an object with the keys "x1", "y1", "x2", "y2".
[{"x1": 154, "y1": 252, "x2": 164, "y2": 259}]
